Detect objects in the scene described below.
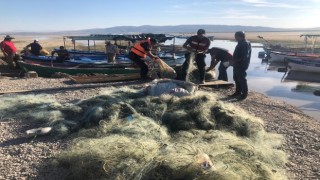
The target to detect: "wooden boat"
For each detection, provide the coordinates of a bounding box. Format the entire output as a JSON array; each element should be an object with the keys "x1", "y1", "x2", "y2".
[
  {"x1": 264, "y1": 34, "x2": 320, "y2": 62},
  {"x1": 286, "y1": 57, "x2": 320, "y2": 73},
  {"x1": 17, "y1": 61, "x2": 140, "y2": 77},
  {"x1": 21, "y1": 54, "x2": 130, "y2": 63}
]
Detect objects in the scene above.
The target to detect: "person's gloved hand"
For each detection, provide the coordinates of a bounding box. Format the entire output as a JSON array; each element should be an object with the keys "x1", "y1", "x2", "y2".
[{"x1": 222, "y1": 61, "x2": 230, "y2": 67}]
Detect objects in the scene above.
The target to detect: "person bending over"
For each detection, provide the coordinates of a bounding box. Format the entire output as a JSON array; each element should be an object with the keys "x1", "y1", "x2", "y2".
[
  {"x1": 207, "y1": 47, "x2": 233, "y2": 81},
  {"x1": 129, "y1": 38, "x2": 159, "y2": 79}
]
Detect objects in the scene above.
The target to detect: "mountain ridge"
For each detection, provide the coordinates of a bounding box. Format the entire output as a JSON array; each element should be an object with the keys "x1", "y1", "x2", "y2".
[{"x1": 1, "y1": 25, "x2": 320, "y2": 35}]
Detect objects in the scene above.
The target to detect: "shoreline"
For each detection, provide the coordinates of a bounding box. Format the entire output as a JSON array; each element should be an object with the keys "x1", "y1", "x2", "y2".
[{"x1": 0, "y1": 77, "x2": 319, "y2": 179}]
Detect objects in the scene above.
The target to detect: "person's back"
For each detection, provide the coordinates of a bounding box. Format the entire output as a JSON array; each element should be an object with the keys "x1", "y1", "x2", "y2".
[
  {"x1": 207, "y1": 47, "x2": 233, "y2": 81},
  {"x1": 106, "y1": 43, "x2": 118, "y2": 54},
  {"x1": 210, "y1": 47, "x2": 232, "y2": 62},
  {"x1": 29, "y1": 41, "x2": 42, "y2": 56},
  {"x1": 106, "y1": 42, "x2": 118, "y2": 62},
  {"x1": 51, "y1": 46, "x2": 70, "y2": 62},
  {"x1": 57, "y1": 49, "x2": 69, "y2": 58}
]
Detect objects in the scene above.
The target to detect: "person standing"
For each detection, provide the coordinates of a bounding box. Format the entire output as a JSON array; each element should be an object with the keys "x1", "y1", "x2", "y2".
[
  {"x1": 105, "y1": 41, "x2": 119, "y2": 63},
  {"x1": 230, "y1": 31, "x2": 252, "y2": 100},
  {"x1": 181, "y1": 29, "x2": 211, "y2": 84},
  {"x1": 129, "y1": 38, "x2": 159, "y2": 79},
  {"x1": 206, "y1": 47, "x2": 233, "y2": 81},
  {"x1": 0, "y1": 35, "x2": 18, "y2": 68},
  {"x1": 25, "y1": 39, "x2": 43, "y2": 56}
]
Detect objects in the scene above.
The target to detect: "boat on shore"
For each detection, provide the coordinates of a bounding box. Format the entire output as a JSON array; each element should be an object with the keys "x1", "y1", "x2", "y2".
[
  {"x1": 269, "y1": 51, "x2": 320, "y2": 63},
  {"x1": 21, "y1": 53, "x2": 184, "y2": 68},
  {"x1": 17, "y1": 60, "x2": 140, "y2": 77},
  {"x1": 262, "y1": 34, "x2": 320, "y2": 63},
  {"x1": 286, "y1": 57, "x2": 320, "y2": 73}
]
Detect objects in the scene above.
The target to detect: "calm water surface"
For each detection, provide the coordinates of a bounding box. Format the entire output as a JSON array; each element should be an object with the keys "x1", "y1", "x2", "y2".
[{"x1": 166, "y1": 38, "x2": 320, "y2": 120}]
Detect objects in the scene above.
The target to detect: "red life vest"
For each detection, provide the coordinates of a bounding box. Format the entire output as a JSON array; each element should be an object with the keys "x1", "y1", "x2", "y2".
[
  {"x1": 131, "y1": 38, "x2": 151, "y2": 58},
  {"x1": 189, "y1": 36, "x2": 209, "y2": 52}
]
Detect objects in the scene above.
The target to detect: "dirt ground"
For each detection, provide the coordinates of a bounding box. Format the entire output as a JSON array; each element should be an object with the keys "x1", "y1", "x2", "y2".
[{"x1": 0, "y1": 75, "x2": 319, "y2": 179}]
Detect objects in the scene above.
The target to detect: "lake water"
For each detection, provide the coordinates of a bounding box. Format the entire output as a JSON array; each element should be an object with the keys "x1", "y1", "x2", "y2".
[{"x1": 165, "y1": 38, "x2": 320, "y2": 120}]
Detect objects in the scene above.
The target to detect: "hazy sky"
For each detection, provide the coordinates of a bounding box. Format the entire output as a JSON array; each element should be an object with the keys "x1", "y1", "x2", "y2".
[{"x1": 1, "y1": 0, "x2": 319, "y2": 32}]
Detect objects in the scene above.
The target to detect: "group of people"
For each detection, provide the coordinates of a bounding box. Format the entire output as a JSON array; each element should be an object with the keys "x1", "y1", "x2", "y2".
[
  {"x1": 0, "y1": 35, "x2": 71, "y2": 66},
  {"x1": 128, "y1": 29, "x2": 252, "y2": 100},
  {"x1": 24, "y1": 40, "x2": 70, "y2": 62},
  {"x1": 1, "y1": 29, "x2": 251, "y2": 99}
]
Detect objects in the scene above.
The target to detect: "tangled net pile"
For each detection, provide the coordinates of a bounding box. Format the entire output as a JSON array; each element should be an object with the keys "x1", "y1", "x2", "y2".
[{"x1": 0, "y1": 87, "x2": 287, "y2": 179}]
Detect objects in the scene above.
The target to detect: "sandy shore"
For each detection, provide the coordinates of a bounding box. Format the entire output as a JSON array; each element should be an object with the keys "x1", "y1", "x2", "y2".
[{"x1": 0, "y1": 77, "x2": 319, "y2": 179}]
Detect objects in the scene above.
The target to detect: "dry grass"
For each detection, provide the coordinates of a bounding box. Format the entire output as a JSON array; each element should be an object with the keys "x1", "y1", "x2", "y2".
[{"x1": 176, "y1": 31, "x2": 320, "y2": 48}]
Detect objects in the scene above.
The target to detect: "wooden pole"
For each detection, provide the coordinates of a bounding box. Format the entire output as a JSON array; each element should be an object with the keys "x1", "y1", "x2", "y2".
[
  {"x1": 173, "y1": 36, "x2": 176, "y2": 61},
  {"x1": 87, "y1": 40, "x2": 90, "y2": 51},
  {"x1": 312, "y1": 37, "x2": 317, "y2": 54},
  {"x1": 304, "y1": 36, "x2": 308, "y2": 52},
  {"x1": 63, "y1": 37, "x2": 66, "y2": 48}
]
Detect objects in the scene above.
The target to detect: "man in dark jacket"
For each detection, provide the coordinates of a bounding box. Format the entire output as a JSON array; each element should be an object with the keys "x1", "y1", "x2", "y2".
[
  {"x1": 25, "y1": 40, "x2": 43, "y2": 56},
  {"x1": 181, "y1": 29, "x2": 211, "y2": 84},
  {"x1": 206, "y1": 47, "x2": 233, "y2": 81},
  {"x1": 230, "y1": 31, "x2": 252, "y2": 100},
  {"x1": 51, "y1": 46, "x2": 70, "y2": 62}
]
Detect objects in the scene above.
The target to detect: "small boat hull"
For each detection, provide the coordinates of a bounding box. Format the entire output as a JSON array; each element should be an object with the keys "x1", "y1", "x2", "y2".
[
  {"x1": 270, "y1": 51, "x2": 320, "y2": 63},
  {"x1": 18, "y1": 61, "x2": 140, "y2": 77},
  {"x1": 287, "y1": 57, "x2": 320, "y2": 73}
]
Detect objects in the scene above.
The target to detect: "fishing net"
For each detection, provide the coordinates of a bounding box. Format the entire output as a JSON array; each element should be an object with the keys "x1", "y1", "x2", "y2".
[
  {"x1": 175, "y1": 52, "x2": 216, "y2": 84},
  {"x1": 145, "y1": 79, "x2": 197, "y2": 97},
  {"x1": 157, "y1": 59, "x2": 177, "y2": 79},
  {"x1": 0, "y1": 86, "x2": 287, "y2": 179}
]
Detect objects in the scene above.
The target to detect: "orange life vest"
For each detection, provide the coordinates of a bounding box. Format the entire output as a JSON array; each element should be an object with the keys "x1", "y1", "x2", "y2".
[{"x1": 131, "y1": 38, "x2": 151, "y2": 58}]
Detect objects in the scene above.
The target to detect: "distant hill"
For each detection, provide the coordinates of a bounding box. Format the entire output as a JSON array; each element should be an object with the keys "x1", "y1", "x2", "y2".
[
  {"x1": 2, "y1": 25, "x2": 320, "y2": 35},
  {"x1": 69, "y1": 25, "x2": 285, "y2": 34}
]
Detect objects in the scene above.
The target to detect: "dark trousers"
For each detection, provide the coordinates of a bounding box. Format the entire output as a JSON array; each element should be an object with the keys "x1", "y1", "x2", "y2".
[
  {"x1": 233, "y1": 67, "x2": 248, "y2": 95},
  {"x1": 129, "y1": 52, "x2": 148, "y2": 78},
  {"x1": 56, "y1": 56, "x2": 70, "y2": 63},
  {"x1": 218, "y1": 63, "x2": 228, "y2": 81},
  {"x1": 181, "y1": 53, "x2": 206, "y2": 82}
]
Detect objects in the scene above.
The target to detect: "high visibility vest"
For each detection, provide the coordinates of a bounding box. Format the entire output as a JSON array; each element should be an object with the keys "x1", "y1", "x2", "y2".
[
  {"x1": 131, "y1": 38, "x2": 151, "y2": 58},
  {"x1": 189, "y1": 36, "x2": 209, "y2": 52}
]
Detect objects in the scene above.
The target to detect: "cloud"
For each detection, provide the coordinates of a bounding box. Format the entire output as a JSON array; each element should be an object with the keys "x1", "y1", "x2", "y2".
[
  {"x1": 241, "y1": 0, "x2": 300, "y2": 8},
  {"x1": 219, "y1": 9, "x2": 270, "y2": 20}
]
